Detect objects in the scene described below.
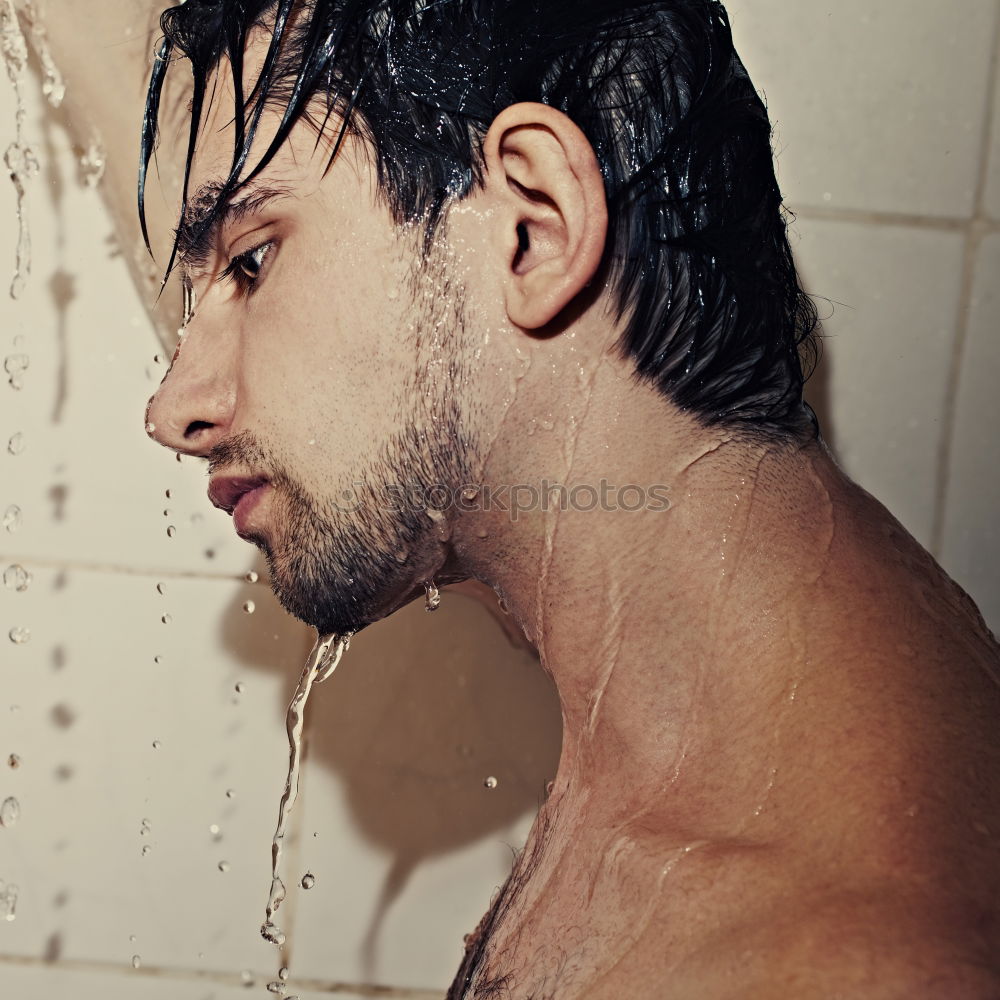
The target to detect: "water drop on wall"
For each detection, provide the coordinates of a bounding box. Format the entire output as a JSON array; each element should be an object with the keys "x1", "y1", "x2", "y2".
[
  {"x1": 2, "y1": 505, "x2": 22, "y2": 534},
  {"x1": 3, "y1": 564, "x2": 30, "y2": 591},
  {"x1": 483, "y1": 776, "x2": 499, "y2": 790},
  {"x1": 0, "y1": 796, "x2": 20, "y2": 827},
  {"x1": 4, "y1": 353, "x2": 29, "y2": 389},
  {"x1": 0, "y1": 880, "x2": 18, "y2": 921},
  {"x1": 8, "y1": 626, "x2": 30, "y2": 645},
  {"x1": 7, "y1": 431, "x2": 25, "y2": 455},
  {"x1": 300, "y1": 872, "x2": 315, "y2": 890},
  {"x1": 78, "y1": 136, "x2": 106, "y2": 188},
  {"x1": 131, "y1": 955, "x2": 141, "y2": 970},
  {"x1": 218, "y1": 860, "x2": 231, "y2": 873},
  {"x1": 242, "y1": 600, "x2": 255, "y2": 615}
]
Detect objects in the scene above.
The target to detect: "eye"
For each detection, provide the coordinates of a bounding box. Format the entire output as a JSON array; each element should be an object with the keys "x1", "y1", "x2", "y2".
[{"x1": 220, "y1": 241, "x2": 274, "y2": 294}]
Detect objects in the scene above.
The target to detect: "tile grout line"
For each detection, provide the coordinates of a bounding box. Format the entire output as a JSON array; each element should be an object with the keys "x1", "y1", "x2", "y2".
[
  {"x1": 790, "y1": 204, "x2": 996, "y2": 232},
  {"x1": 0, "y1": 552, "x2": 267, "y2": 584},
  {"x1": 930, "y1": 0, "x2": 1000, "y2": 559},
  {"x1": 0, "y1": 953, "x2": 441, "y2": 998}
]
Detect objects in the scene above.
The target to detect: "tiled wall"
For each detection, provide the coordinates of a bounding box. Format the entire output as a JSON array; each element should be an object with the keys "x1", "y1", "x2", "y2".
[{"x1": 2, "y1": 3, "x2": 998, "y2": 998}]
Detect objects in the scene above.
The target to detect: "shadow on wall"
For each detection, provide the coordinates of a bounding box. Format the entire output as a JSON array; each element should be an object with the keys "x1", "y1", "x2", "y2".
[{"x1": 220, "y1": 569, "x2": 562, "y2": 977}]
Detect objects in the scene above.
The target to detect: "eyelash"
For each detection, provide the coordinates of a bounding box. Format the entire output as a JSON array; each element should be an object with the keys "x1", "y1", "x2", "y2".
[{"x1": 218, "y1": 241, "x2": 274, "y2": 294}]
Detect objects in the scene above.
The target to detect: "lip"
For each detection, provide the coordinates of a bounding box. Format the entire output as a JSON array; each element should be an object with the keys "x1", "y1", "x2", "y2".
[{"x1": 208, "y1": 475, "x2": 269, "y2": 537}]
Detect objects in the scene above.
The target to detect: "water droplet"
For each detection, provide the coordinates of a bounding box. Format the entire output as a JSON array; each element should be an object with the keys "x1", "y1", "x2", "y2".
[
  {"x1": 129, "y1": 935, "x2": 137, "y2": 943},
  {"x1": 153, "y1": 655, "x2": 163, "y2": 665},
  {"x1": 539, "y1": 418, "x2": 555, "y2": 432},
  {"x1": 242, "y1": 600, "x2": 256, "y2": 615},
  {"x1": 234, "y1": 682, "x2": 245, "y2": 695},
  {"x1": 4, "y1": 564, "x2": 31, "y2": 592},
  {"x1": 8, "y1": 626, "x2": 31, "y2": 645},
  {"x1": 225, "y1": 788, "x2": 236, "y2": 800},
  {"x1": 151, "y1": 740, "x2": 161, "y2": 750},
  {"x1": 218, "y1": 860, "x2": 231, "y2": 873},
  {"x1": 476, "y1": 528, "x2": 488, "y2": 539},
  {"x1": 166, "y1": 525, "x2": 176, "y2": 538},
  {"x1": 164, "y1": 489, "x2": 172, "y2": 499},
  {"x1": 260, "y1": 921, "x2": 285, "y2": 947},
  {"x1": 266, "y1": 982, "x2": 285, "y2": 995},
  {"x1": 7, "y1": 754, "x2": 20, "y2": 769},
  {"x1": 1, "y1": 881, "x2": 19, "y2": 922},
  {"x1": 300, "y1": 872, "x2": 315, "y2": 890},
  {"x1": 160, "y1": 614, "x2": 172, "y2": 625},
  {"x1": 240, "y1": 969, "x2": 254, "y2": 986},
  {"x1": 4, "y1": 353, "x2": 29, "y2": 389},
  {"x1": 461, "y1": 486, "x2": 479, "y2": 502},
  {"x1": 209, "y1": 823, "x2": 223, "y2": 841},
  {"x1": 3, "y1": 505, "x2": 22, "y2": 534},
  {"x1": 7, "y1": 432, "x2": 25, "y2": 456},
  {"x1": 140, "y1": 818, "x2": 151, "y2": 835},
  {"x1": 145, "y1": 421, "x2": 156, "y2": 436},
  {"x1": 0, "y1": 796, "x2": 20, "y2": 827},
  {"x1": 483, "y1": 776, "x2": 499, "y2": 790},
  {"x1": 162, "y1": 509, "x2": 171, "y2": 518},
  {"x1": 131, "y1": 955, "x2": 141, "y2": 969},
  {"x1": 155, "y1": 582, "x2": 166, "y2": 595},
  {"x1": 153, "y1": 354, "x2": 163, "y2": 364},
  {"x1": 278, "y1": 967, "x2": 290, "y2": 981},
  {"x1": 244, "y1": 571, "x2": 259, "y2": 583},
  {"x1": 141, "y1": 845, "x2": 151, "y2": 857},
  {"x1": 424, "y1": 580, "x2": 441, "y2": 612}
]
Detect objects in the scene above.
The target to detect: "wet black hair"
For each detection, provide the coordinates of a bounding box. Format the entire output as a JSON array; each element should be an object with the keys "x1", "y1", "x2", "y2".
[{"x1": 140, "y1": 0, "x2": 820, "y2": 438}]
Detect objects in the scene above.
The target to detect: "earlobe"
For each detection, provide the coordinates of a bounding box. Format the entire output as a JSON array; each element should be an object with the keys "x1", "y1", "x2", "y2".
[{"x1": 483, "y1": 103, "x2": 608, "y2": 331}]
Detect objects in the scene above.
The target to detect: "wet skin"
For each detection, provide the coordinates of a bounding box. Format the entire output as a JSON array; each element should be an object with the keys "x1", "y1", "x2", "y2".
[{"x1": 146, "y1": 33, "x2": 1000, "y2": 1000}]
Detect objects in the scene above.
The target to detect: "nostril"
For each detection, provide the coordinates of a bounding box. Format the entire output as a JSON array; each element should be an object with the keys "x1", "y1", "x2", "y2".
[{"x1": 184, "y1": 420, "x2": 215, "y2": 440}]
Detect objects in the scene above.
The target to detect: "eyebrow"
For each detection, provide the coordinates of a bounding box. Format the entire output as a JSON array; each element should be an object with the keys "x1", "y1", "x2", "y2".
[{"x1": 174, "y1": 180, "x2": 292, "y2": 278}]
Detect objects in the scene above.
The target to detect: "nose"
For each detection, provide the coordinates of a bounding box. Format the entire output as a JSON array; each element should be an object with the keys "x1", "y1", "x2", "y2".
[{"x1": 145, "y1": 301, "x2": 237, "y2": 457}]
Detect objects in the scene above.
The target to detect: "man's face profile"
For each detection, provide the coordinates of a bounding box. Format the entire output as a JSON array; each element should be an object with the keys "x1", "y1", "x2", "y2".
[{"x1": 147, "y1": 36, "x2": 496, "y2": 637}]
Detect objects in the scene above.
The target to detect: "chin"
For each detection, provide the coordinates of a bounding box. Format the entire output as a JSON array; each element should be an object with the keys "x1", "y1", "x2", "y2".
[{"x1": 263, "y1": 540, "x2": 440, "y2": 638}]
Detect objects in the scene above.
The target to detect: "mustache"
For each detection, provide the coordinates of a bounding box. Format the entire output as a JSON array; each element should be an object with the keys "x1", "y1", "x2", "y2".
[{"x1": 206, "y1": 430, "x2": 271, "y2": 475}]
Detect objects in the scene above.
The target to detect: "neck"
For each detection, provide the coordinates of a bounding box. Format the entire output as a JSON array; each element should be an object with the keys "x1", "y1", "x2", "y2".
[{"x1": 453, "y1": 355, "x2": 996, "y2": 853}]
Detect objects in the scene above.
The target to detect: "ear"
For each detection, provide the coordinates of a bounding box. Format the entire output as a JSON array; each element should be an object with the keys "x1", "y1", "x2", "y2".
[{"x1": 482, "y1": 102, "x2": 608, "y2": 330}]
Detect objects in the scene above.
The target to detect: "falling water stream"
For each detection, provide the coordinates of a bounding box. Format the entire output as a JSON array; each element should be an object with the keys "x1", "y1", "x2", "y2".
[
  {"x1": 260, "y1": 631, "x2": 352, "y2": 958},
  {"x1": 1, "y1": 0, "x2": 64, "y2": 300}
]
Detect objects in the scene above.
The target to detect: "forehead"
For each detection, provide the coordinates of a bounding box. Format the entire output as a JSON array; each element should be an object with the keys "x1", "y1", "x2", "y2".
[{"x1": 187, "y1": 28, "x2": 356, "y2": 203}]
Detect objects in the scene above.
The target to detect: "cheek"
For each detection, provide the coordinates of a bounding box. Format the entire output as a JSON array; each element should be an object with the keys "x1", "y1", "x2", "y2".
[{"x1": 234, "y1": 254, "x2": 416, "y2": 474}]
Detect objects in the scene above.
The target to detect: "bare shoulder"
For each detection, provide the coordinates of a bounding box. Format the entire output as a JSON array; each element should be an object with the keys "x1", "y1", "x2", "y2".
[
  {"x1": 719, "y1": 891, "x2": 1000, "y2": 1000},
  {"x1": 587, "y1": 887, "x2": 1000, "y2": 1000}
]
